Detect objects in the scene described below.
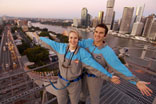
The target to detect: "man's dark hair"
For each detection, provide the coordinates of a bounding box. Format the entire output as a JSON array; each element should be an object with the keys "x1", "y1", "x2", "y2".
[{"x1": 95, "y1": 24, "x2": 108, "y2": 36}]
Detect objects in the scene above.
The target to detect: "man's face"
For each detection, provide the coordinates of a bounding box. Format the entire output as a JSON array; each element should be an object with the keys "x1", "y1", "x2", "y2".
[
  {"x1": 68, "y1": 32, "x2": 79, "y2": 48},
  {"x1": 94, "y1": 27, "x2": 106, "y2": 43}
]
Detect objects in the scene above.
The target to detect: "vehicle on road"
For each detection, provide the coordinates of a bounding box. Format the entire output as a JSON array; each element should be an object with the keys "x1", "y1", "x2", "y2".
[
  {"x1": 5, "y1": 64, "x2": 9, "y2": 70},
  {"x1": 13, "y1": 62, "x2": 17, "y2": 69},
  {"x1": 3, "y1": 46, "x2": 6, "y2": 51}
]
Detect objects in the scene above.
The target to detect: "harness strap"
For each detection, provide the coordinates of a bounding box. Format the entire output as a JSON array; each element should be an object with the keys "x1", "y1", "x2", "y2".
[
  {"x1": 49, "y1": 73, "x2": 83, "y2": 90},
  {"x1": 58, "y1": 73, "x2": 69, "y2": 82},
  {"x1": 85, "y1": 72, "x2": 97, "y2": 78},
  {"x1": 49, "y1": 80, "x2": 70, "y2": 90}
]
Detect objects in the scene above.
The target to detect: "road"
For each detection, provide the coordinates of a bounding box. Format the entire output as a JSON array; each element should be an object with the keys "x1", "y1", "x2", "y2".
[{"x1": 0, "y1": 25, "x2": 40, "y2": 104}]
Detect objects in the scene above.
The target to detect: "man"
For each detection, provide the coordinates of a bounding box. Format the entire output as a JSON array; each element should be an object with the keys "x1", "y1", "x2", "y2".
[{"x1": 64, "y1": 24, "x2": 153, "y2": 104}]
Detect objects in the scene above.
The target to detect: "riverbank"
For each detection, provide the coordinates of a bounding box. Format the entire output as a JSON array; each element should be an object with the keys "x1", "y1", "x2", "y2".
[{"x1": 109, "y1": 30, "x2": 156, "y2": 45}]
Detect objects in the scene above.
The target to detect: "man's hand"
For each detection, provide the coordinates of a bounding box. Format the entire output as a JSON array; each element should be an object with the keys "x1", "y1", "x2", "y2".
[
  {"x1": 111, "y1": 76, "x2": 120, "y2": 84},
  {"x1": 62, "y1": 30, "x2": 68, "y2": 36},
  {"x1": 136, "y1": 81, "x2": 153, "y2": 96}
]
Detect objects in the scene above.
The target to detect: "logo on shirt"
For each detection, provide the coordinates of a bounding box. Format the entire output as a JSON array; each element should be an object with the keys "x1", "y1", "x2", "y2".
[{"x1": 74, "y1": 59, "x2": 79, "y2": 64}]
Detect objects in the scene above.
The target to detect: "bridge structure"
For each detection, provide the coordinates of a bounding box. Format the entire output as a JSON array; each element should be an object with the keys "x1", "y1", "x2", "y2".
[
  {"x1": 0, "y1": 57, "x2": 156, "y2": 104},
  {"x1": 0, "y1": 26, "x2": 156, "y2": 104}
]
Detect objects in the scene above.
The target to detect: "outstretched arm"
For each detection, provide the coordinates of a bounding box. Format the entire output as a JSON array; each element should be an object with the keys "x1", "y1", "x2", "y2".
[
  {"x1": 103, "y1": 46, "x2": 153, "y2": 96},
  {"x1": 40, "y1": 37, "x2": 67, "y2": 54},
  {"x1": 79, "y1": 48, "x2": 120, "y2": 84}
]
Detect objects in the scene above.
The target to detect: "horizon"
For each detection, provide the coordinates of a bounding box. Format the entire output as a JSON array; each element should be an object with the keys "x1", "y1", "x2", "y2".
[{"x1": 0, "y1": 0, "x2": 156, "y2": 20}]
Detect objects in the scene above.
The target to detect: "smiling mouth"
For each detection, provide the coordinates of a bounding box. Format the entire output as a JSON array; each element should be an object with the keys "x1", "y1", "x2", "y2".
[
  {"x1": 71, "y1": 43, "x2": 77, "y2": 45},
  {"x1": 95, "y1": 37, "x2": 100, "y2": 39}
]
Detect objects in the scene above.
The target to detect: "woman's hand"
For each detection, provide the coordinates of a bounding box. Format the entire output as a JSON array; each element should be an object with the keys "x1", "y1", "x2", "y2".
[
  {"x1": 62, "y1": 30, "x2": 68, "y2": 36},
  {"x1": 111, "y1": 76, "x2": 120, "y2": 84}
]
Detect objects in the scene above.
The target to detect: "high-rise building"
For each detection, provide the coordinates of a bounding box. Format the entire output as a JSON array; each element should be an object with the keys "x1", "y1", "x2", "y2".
[
  {"x1": 135, "y1": 5, "x2": 145, "y2": 22},
  {"x1": 104, "y1": 0, "x2": 115, "y2": 29},
  {"x1": 107, "y1": 0, "x2": 115, "y2": 8},
  {"x1": 131, "y1": 5, "x2": 145, "y2": 36},
  {"x1": 73, "y1": 18, "x2": 81, "y2": 27},
  {"x1": 147, "y1": 18, "x2": 156, "y2": 40},
  {"x1": 105, "y1": 8, "x2": 114, "y2": 27},
  {"x1": 87, "y1": 14, "x2": 91, "y2": 27},
  {"x1": 119, "y1": 7, "x2": 134, "y2": 34},
  {"x1": 92, "y1": 17, "x2": 98, "y2": 27},
  {"x1": 141, "y1": 17, "x2": 146, "y2": 24},
  {"x1": 81, "y1": 8, "x2": 88, "y2": 27},
  {"x1": 111, "y1": 11, "x2": 115, "y2": 29},
  {"x1": 142, "y1": 15, "x2": 155, "y2": 37},
  {"x1": 129, "y1": 16, "x2": 136, "y2": 34},
  {"x1": 112, "y1": 21, "x2": 119, "y2": 31},
  {"x1": 98, "y1": 11, "x2": 104, "y2": 24},
  {"x1": 131, "y1": 22, "x2": 144, "y2": 36}
]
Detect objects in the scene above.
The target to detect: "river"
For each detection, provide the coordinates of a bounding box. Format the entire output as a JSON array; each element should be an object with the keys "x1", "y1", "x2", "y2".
[{"x1": 31, "y1": 22, "x2": 156, "y2": 59}]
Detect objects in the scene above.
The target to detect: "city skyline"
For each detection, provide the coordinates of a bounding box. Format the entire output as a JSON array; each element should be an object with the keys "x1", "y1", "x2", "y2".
[{"x1": 0, "y1": 0, "x2": 155, "y2": 19}]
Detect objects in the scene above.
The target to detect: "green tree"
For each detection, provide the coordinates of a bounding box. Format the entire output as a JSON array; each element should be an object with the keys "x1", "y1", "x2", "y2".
[
  {"x1": 39, "y1": 31, "x2": 49, "y2": 37},
  {"x1": 56, "y1": 34, "x2": 68, "y2": 43},
  {"x1": 24, "y1": 46, "x2": 49, "y2": 66},
  {"x1": 11, "y1": 26, "x2": 19, "y2": 33},
  {"x1": 42, "y1": 28, "x2": 48, "y2": 32},
  {"x1": 17, "y1": 41, "x2": 31, "y2": 55}
]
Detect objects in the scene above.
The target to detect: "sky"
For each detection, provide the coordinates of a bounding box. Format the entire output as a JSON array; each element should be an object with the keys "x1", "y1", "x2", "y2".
[{"x1": 0, "y1": 0, "x2": 155, "y2": 20}]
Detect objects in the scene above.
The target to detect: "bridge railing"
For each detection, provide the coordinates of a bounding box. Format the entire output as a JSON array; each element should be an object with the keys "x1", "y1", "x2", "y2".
[{"x1": 0, "y1": 62, "x2": 59, "y2": 104}]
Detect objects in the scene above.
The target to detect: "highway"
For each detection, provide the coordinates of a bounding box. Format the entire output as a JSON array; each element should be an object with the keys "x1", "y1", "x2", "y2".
[
  {"x1": 0, "y1": 26, "x2": 18, "y2": 72},
  {"x1": 0, "y1": 26, "x2": 40, "y2": 104}
]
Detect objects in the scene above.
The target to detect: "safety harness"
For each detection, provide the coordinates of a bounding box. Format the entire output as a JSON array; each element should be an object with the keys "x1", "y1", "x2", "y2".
[
  {"x1": 49, "y1": 73, "x2": 83, "y2": 90},
  {"x1": 49, "y1": 72, "x2": 96, "y2": 90},
  {"x1": 85, "y1": 72, "x2": 96, "y2": 78}
]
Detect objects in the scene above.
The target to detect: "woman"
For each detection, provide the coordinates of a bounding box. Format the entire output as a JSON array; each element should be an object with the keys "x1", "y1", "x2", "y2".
[{"x1": 40, "y1": 30, "x2": 119, "y2": 104}]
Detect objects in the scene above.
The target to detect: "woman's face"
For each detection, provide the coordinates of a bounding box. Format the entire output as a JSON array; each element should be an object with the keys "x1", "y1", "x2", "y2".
[{"x1": 68, "y1": 32, "x2": 79, "y2": 49}]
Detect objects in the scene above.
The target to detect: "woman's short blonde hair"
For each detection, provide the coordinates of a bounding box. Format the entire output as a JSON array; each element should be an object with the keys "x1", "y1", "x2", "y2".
[{"x1": 68, "y1": 29, "x2": 82, "y2": 40}]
